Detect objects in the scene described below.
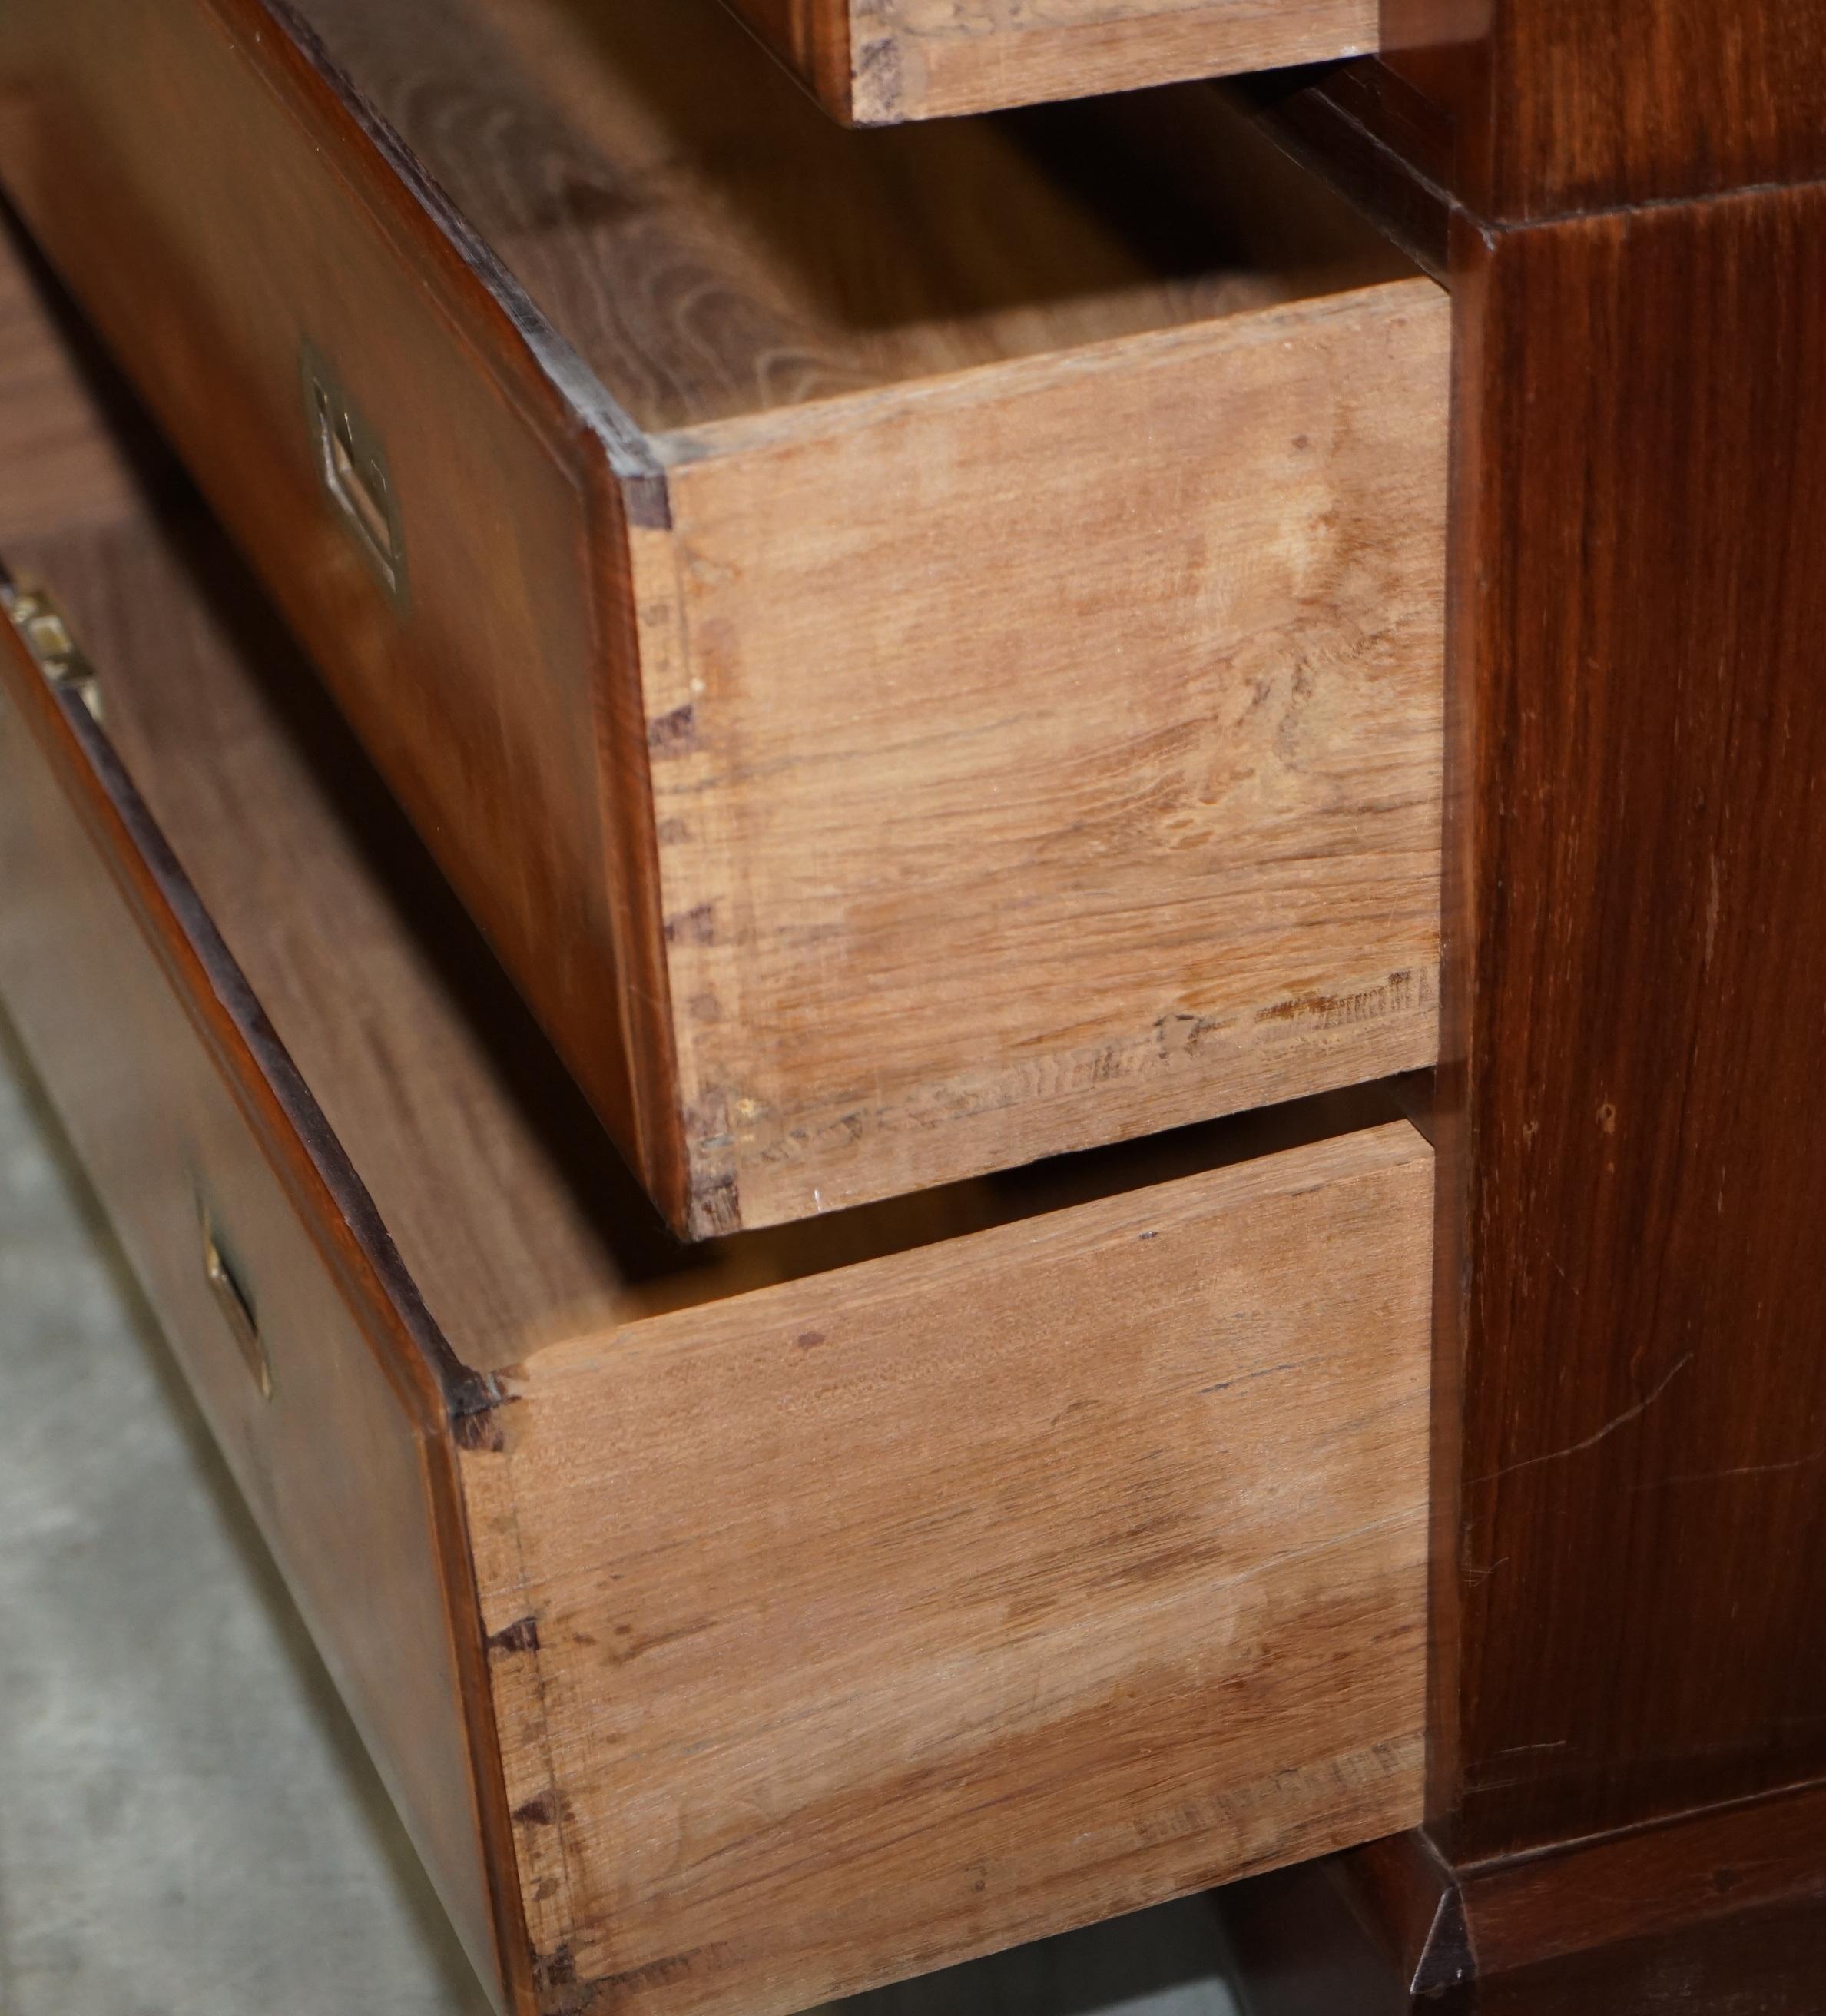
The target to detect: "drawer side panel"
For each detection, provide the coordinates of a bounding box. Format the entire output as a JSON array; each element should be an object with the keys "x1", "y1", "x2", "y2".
[{"x1": 0, "y1": 0, "x2": 685, "y2": 1222}]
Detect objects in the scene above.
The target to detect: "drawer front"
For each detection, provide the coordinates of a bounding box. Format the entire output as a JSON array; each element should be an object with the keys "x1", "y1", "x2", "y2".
[
  {"x1": 466, "y1": 1120, "x2": 1436, "y2": 2015},
  {"x1": 0, "y1": 0, "x2": 683, "y2": 1218},
  {"x1": 722, "y1": 0, "x2": 1380, "y2": 124},
  {"x1": 0, "y1": 610, "x2": 527, "y2": 2014}
]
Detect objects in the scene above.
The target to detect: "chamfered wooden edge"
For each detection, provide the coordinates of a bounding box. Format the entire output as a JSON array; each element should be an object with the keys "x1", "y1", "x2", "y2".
[
  {"x1": 1216, "y1": 1779, "x2": 1826, "y2": 2010},
  {"x1": 0, "y1": 595, "x2": 537, "y2": 2016},
  {"x1": 233, "y1": 0, "x2": 660, "y2": 486},
  {"x1": 193, "y1": 0, "x2": 696, "y2": 1235}
]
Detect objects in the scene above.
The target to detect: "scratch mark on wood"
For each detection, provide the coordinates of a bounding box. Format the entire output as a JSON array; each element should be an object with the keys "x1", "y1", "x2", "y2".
[
  {"x1": 1636, "y1": 1448, "x2": 1826, "y2": 1492},
  {"x1": 1477, "y1": 1354, "x2": 1695, "y2": 1484}
]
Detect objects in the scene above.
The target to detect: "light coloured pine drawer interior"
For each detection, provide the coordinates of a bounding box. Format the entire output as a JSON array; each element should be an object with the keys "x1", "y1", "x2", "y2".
[
  {"x1": 718, "y1": 0, "x2": 1380, "y2": 125},
  {"x1": 0, "y1": 240, "x2": 1437, "y2": 2016},
  {"x1": 0, "y1": 0, "x2": 1450, "y2": 1239}
]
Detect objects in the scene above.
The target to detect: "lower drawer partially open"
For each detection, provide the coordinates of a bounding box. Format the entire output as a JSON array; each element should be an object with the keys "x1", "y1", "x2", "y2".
[{"x1": 0, "y1": 265, "x2": 1435, "y2": 2016}]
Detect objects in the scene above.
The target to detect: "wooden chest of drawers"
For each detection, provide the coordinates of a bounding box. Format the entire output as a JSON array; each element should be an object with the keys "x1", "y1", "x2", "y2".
[
  {"x1": 0, "y1": 0, "x2": 1447, "y2": 1237},
  {"x1": 0, "y1": 238, "x2": 1433, "y2": 2014},
  {"x1": 11, "y1": 2, "x2": 1826, "y2": 2013}
]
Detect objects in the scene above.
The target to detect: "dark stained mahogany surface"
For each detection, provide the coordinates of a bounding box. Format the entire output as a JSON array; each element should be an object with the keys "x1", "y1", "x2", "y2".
[
  {"x1": 1434, "y1": 182, "x2": 1826, "y2": 1863},
  {"x1": 1314, "y1": 1780, "x2": 1826, "y2": 2003},
  {"x1": 1370, "y1": 0, "x2": 1826, "y2": 221},
  {"x1": 1470, "y1": 1897, "x2": 1826, "y2": 2016},
  {"x1": 1218, "y1": 1828, "x2": 1826, "y2": 2015},
  {"x1": 1458, "y1": 1779, "x2": 1826, "y2": 1980},
  {"x1": 708, "y1": 0, "x2": 852, "y2": 127},
  {"x1": 1238, "y1": 0, "x2": 1826, "y2": 1992}
]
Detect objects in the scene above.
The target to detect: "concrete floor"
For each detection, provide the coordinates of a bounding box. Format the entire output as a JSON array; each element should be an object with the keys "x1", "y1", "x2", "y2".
[{"x1": 0, "y1": 1016, "x2": 1245, "y2": 2016}]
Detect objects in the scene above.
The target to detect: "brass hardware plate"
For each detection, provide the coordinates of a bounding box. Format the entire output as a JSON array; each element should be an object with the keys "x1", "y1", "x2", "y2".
[
  {"x1": 1, "y1": 578, "x2": 104, "y2": 723},
  {"x1": 198, "y1": 1196, "x2": 275, "y2": 1401},
  {"x1": 300, "y1": 340, "x2": 409, "y2": 608}
]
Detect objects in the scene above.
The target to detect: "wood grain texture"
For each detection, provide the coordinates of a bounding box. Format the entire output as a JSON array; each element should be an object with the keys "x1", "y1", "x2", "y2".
[
  {"x1": 1467, "y1": 1902, "x2": 1826, "y2": 2016},
  {"x1": 1364, "y1": 0, "x2": 1826, "y2": 223},
  {"x1": 1241, "y1": 15, "x2": 1826, "y2": 1992},
  {"x1": 0, "y1": 0, "x2": 1445, "y2": 1234},
  {"x1": 305, "y1": 0, "x2": 1328, "y2": 432},
  {"x1": 1298, "y1": 1789, "x2": 1826, "y2": 2001},
  {"x1": 466, "y1": 1122, "x2": 1433, "y2": 2015},
  {"x1": 0, "y1": 565, "x2": 530, "y2": 2014},
  {"x1": 42, "y1": 496, "x2": 1421, "y2": 1375},
  {"x1": 0, "y1": 0, "x2": 689, "y2": 1222},
  {"x1": 859, "y1": 0, "x2": 1379, "y2": 124},
  {"x1": 645, "y1": 284, "x2": 1447, "y2": 1228},
  {"x1": 723, "y1": 0, "x2": 1380, "y2": 124},
  {"x1": 1239, "y1": 65, "x2": 1454, "y2": 281},
  {"x1": 1456, "y1": 1780, "x2": 1826, "y2": 1982},
  {"x1": 1429, "y1": 184, "x2": 1826, "y2": 1866},
  {"x1": 5, "y1": 264, "x2": 1437, "y2": 2012},
  {"x1": 1468, "y1": 0, "x2": 1826, "y2": 222}
]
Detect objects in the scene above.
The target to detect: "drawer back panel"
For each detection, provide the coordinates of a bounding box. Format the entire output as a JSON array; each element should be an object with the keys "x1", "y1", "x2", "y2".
[
  {"x1": 469, "y1": 1127, "x2": 1435, "y2": 2012},
  {"x1": 718, "y1": 0, "x2": 1381, "y2": 126}
]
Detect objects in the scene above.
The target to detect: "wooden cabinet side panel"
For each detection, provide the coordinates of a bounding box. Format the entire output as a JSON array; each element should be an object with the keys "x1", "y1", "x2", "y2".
[
  {"x1": 0, "y1": 0, "x2": 686, "y2": 1221},
  {"x1": 0, "y1": 651, "x2": 525, "y2": 2013},
  {"x1": 465, "y1": 1124, "x2": 1434, "y2": 2016},
  {"x1": 649, "y1": 285, "x2": 1448, "y2": 1232},
  {"x1": 1437, "y1": 187, "x2": 1826, "y2": 1862},
  {"x1": 1479, "y1": 0, "x2": 1826, "y2": 221},
  {"x1": 1374, "y1": 0, "x2": 1826, "y2": 222}
]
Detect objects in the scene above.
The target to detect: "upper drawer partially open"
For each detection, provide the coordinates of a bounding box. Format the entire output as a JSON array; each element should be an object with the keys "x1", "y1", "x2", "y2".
[
  {"x1": 720, "y1": 0, "x2": 1380, "y2": 124},
  {"x1": 0, "y1": 0, "x2": 1447, "y2": 1238}
]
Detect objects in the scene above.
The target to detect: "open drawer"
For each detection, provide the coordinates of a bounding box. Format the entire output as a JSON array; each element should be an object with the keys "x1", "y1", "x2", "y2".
[
  {"x1": 0, "y1": 247, "x2": 1434, "y2": 2016},
  {"x1": 0, "y1": 0, "x2": 1449, "y2": 1239}
]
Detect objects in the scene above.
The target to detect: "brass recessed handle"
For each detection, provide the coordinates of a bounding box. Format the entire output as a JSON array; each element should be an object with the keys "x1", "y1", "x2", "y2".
[
  {"x1": 301, "y1": 340, "x2": 408, "y2": 608},
  {"x1": 1, "y1": 578, "x2": 104, "y2": 722},
  {"x1": 199, "y1": 1199, "x2": 274, "y2": 1401}
]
